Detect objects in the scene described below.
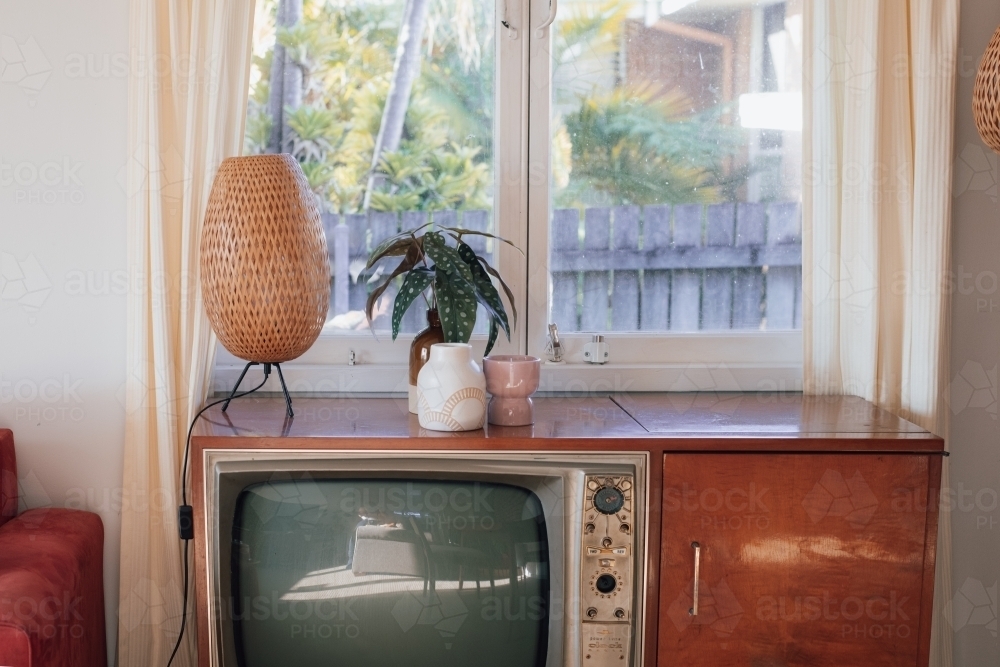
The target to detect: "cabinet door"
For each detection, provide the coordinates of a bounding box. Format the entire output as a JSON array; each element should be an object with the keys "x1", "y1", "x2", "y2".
[{"x1": 658, "y1": 453, "x2": 931, "y2": 666}]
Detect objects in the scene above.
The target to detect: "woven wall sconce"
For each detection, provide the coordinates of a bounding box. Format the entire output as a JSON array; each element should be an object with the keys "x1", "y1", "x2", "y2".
[
  {"x1": 200, "y1": 154, "x2": 330, "y2": 417},
  {"x1": 974, "y1": 24, "x2": 1000, "y2": 153}
]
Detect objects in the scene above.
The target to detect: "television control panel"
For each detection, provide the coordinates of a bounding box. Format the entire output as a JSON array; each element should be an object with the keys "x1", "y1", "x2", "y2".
[{"x1": 581, "y1": 475, "x2": 634, "y2": 665}]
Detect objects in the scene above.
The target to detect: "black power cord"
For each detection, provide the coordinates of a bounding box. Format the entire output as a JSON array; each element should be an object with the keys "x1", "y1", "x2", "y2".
[{"x1": 166, "y1": 368, "x2": 272, "y2": 667}]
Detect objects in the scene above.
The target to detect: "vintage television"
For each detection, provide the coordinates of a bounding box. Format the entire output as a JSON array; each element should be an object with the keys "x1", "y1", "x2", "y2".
[{"x1": 197, "y1": 451, "x2": 648, "y2": 667}]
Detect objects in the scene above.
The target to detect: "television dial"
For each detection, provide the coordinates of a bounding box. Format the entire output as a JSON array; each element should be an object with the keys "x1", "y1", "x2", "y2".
[
  {"x1": 594, "y1": 486, "x2": 625, "y2": 514},
  {"x1": 595, "y1": 574, "x2": 617, "y2": 594}
]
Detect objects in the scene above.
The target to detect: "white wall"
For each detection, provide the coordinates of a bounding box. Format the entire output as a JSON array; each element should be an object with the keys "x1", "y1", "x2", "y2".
[
  {"x1": 951, "y1": 1, "x2": 1000, "y2": 665},
  {"x1": 0, "y1": 0, "x2": 128, "y2": 662}
]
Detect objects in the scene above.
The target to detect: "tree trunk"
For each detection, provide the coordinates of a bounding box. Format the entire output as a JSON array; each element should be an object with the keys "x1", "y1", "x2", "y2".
[
  {"x1": 363, "y1": 0, "x2": 432, "y2": 209},
  {"x1": 267, "y1": 0, "x2": 303, "y2": 154}
]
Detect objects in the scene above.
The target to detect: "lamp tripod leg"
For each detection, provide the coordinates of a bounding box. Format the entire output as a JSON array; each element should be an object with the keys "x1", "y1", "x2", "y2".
[
  {"x1": 275, "y1": 363, "x2": 294, "y2": 418},
  {"x1": 222, "y1": 361, "x2": 257, "y2": 413}
]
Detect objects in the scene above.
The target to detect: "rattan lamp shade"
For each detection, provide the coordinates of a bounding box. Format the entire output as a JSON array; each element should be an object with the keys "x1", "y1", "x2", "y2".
[
  {"x1": 974, "y1": 24, "x2": 1000, "y2": 153},
  {"x1": 200, "y1": 154, "x2": 330, "y2": 364}
]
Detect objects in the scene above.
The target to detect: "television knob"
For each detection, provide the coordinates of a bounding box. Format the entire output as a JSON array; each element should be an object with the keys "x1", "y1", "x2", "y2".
[
  {"x1": 595, "y1": 573, "x2": 617, "y2": 594},
  {"x1": 594, "y1": 486, "x2": 625, "y2": 514}
]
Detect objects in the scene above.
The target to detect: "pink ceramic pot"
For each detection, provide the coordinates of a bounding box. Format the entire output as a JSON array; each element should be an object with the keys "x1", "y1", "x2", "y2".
[{"x1": 483, "y1": 355, "x2": 541, "y2": 426}]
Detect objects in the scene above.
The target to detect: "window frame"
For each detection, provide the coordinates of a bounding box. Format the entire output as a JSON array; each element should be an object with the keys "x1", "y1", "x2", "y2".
[{"x1": 212, "y1": 0, "x2": 803, "y2": 396}]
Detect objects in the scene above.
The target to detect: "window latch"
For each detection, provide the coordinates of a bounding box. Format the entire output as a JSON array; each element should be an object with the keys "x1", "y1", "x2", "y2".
[
  {"x1": 583, "y1": 334, "x2": 609, "y2": 364},
  {"x1": 545, "y1": 323, "x2": 563, "y2": 363}
]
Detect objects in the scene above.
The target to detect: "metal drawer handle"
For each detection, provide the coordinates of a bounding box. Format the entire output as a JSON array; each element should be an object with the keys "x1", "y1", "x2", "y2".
[{"x1": 689, "y1": 541, "x2": 700, "y2": 616}]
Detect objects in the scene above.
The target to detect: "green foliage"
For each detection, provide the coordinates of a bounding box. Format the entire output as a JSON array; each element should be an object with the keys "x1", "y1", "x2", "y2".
[
  {"x1": 364, "y1": 226, "x2": 518, "y2": 353},
  {"x1": 370, "y1": 141, "x2": 490, "y2": 212},
  {"x1": 552, "y1": 0, "x2": 629, "y2": 69},
  {"x1": 420, "y1": 4, "x2": 495, "y2": 162},
  {"x1": 246, "y1": 0, "x2": 753, "y2": 213},
  {"x1": 559, "y1": 87, "x2": 747, "y2": 206},
  {"x1": 244, "y1": 107, "x2": 273, "y2": 155},
  {"x1": 548, "y1": 0, "x2": 752, "y2": 207},
  {"x1": 246, "y1": 0, "x2": 493, "y2": 214}
]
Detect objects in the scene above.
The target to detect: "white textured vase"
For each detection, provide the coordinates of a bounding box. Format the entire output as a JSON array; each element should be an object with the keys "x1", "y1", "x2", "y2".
[{"x1": 416, "y1": 343, "x2": 487, "y2": 431}]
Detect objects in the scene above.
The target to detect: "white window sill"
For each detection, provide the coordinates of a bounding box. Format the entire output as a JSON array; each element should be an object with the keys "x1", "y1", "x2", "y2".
[{"x1": 211, "y1": 331, "x2": 802, "y2": 395}]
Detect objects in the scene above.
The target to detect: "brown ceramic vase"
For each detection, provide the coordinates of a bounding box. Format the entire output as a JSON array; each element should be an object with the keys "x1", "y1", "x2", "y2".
[{"x1": 408, "y1": 309, "x2": 445, "y2": 413}]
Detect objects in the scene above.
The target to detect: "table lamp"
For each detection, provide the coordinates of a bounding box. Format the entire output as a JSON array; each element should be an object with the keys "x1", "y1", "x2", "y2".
[{"x1": 200, "y1": 154, "x2": 330, "y2": 417}]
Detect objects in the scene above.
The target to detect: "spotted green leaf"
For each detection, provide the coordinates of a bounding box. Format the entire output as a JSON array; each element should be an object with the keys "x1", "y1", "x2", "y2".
[
  {"x1": 422, "y1": 231, "x2": 476, "y2": 287},
  {"x1": 476, "y1": 256, "x2": 517, "y2": 331},
  {"x1": 391, "y1": 268, "x2": 434, "y2": 340},
  {"x1": 365, "y1": 244, "x2": 421, "y2": 324},
  {"x1": 456, "y1": 242, "x2": 510, "y2": 341},
  {"x1": 485, "y1": 316, "x2": 500, "y2": 356},
  {"x1": 434, "y1": 270, "x2": 478, "y2": 343}
]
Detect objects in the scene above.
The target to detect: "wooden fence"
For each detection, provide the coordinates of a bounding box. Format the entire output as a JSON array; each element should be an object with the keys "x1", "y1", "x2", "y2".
[{"x1": 321, "y1": 201, "x2": 802, "y2": 335}]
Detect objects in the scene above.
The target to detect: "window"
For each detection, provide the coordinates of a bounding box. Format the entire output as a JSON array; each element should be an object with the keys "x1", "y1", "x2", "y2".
[{"x1": 217, "y1": 0, "x2": 803, "y2": 393}]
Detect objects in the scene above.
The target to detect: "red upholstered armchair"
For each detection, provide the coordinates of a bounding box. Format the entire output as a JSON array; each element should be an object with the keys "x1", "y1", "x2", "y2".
[{"x1": 0, "y1": 429, "x2": 107, "y2": 667}]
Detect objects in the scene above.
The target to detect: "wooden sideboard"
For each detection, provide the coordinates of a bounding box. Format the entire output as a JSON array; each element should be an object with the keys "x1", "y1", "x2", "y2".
[{"x1": 191, "y1": 393, "x2": 944, "y2": 667}]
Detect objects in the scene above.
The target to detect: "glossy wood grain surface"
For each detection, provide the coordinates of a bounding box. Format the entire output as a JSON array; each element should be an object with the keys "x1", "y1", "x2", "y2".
[
  {"x1": 612, "y1": 393, "x2": 932, "y2": 438},
  {"x1": 659, "y1": 453, "x2": 934, "y2": 666},
  {"x1": 196, "y1": 395, "x2": 645, "y2": 438},
  {"x1": 194, "y1": 394, "x2": 943, "y2": 452}
]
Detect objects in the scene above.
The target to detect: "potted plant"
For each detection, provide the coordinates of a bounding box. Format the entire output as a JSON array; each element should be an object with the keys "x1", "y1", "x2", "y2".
[{"x1": 364, "y1": 223, "x2": 519, "y2": 416}]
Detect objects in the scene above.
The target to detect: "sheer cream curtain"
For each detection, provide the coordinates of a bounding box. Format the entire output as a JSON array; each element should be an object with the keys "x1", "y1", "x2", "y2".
[
  {"x1": 803, "y1": 1, "x2": 958, "y2": 665},
  {"x1": 117, "y1": 0, "x2": 255, "y2": 663}
]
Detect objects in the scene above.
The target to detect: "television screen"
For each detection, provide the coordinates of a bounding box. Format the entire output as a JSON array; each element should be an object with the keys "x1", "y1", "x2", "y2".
[{"x1": 231, "y1": 478, "x2": 551, "y2": 667}]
